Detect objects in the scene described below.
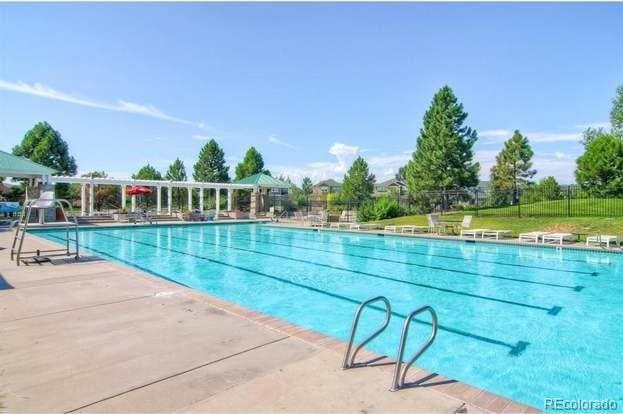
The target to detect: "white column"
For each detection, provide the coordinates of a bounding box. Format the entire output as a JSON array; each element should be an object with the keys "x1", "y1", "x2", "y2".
[
  {"x1": 156, "y1": 186, "x2": 162, "y2": 214},
  {"x1": 121, "y1": 185, "x2": 126, "y2": 211},
  {"x1": 227, "y1": 188, "x2": 232, "y2": 211},
  {"x1": 88, "y1": 183, "x2": 94, "y2": 216},
  {"x1": 80, "y1": 184, "x2": 86, "y2": 216},
  {"x1": 131, "y1": 195, "x2": 136, "y2": 212},
  {"x1": 187, "y1": 187, "x2": 193, "y2": 211},
  {"x1": 199, "y1": 188, "x2": 204, "y2": 212},
  {"x1": 215, "y1": 188, "x2": 220, "y2": 220},
  {"x1": 167, "y1": 186, "x2": 172, "y2": 215}
]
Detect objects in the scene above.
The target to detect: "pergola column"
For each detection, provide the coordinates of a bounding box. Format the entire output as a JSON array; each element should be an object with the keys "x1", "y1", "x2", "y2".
[
  {"x1": 187, "y1": 186, "x2": 193, "y2": 211},
  {"x1": 131, "y1": 195, "x2": 136, "y2": 212},
  {"x1": 199, "y1": 188, "x2": 204, "y2": 212},
  {"x1": 167, "y1": 186, "x2": 172, "y2": 215},
  {"x1": 80, "y1": 184, "x2": 86, "y2": 216},
  {"x1": 121, "y1": 185, "x2": 126, "y2": 211},
  {"x1": 227, "y1": 188, "x2": 232, "y2": 211},
  {"x1": 88, "y1": 182, "x2": 94, "y2": 216},
  {"x1": 215, "y1": 188, "x2": 220, "y2": 220},
  {"x1": 156, "y1": 186, "x2": 162, "y2": 214}
]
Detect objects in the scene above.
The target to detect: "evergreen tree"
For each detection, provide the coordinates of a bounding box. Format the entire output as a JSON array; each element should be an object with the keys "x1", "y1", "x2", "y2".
[
  {"x1": 575, "y1": 134, "x2": 623, "y2": 196},
  {"x1": 13, "y1": 121, "x2": 78, "y2": 198},
  {"x1": 166, "y1": 158, "x2": 187, "y2": 209},
  {"x1": 301, "y1": 177, "x2": 313, "y2": 196},
  {"x1": 537, "y1": 176, "x2": 563, "y2": 200},
  {"x1": 342, "y1": 156, "x2": 375, "y2": 203},
  {"x1": 405, "y1": 86, "x2": 479, "y2": 204},
  {"x1": 489, "y1": 130, "x2": 536, "y2": 204},
  {"x1": 193, "y1": 139, "x2": 229, "y2": 182},
  {"x1": 235, "y1": 147, "x2": 269, "y2": 179},
  {"x1": 132, "y1": 164, "x2": 162, "y2": 180},
  {"x1": 611, "y1": 84, "x2": 623, "y2": 135}
]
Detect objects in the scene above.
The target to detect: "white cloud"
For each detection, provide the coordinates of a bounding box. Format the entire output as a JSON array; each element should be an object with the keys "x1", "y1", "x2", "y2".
[
  {"x1": 328, "y1": 142, "x2": 360, "y2": 173},
  {"x1": 193, "y1": 135, "x2": 211, "y2": 141},
  {"x1": 268, "y1": 136, "x2": 295, "y2": 149},
  {"x1": 575, "y1": 121, "x2": 610, "y2": 130},
  {"x1": 479, "y1": 129, "x2": 512, "y2": 139},
  {"x1": 0, "y1": 80, "x2": 204, "y2": 128}
]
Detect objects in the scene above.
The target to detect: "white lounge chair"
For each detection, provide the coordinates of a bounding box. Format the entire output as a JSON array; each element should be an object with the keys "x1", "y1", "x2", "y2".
[
  {"x1": 400, "y1": 224, "x2": 429, "y2": 234},
  {"x1": 350, "y1": 223, "x2": 378, "y2": 231},
  {"x1": 454, "y1": 215, "x2": 473, "y2": 233},
  {"x1": 586, "y1": 235, "x2": 619, "y2": 248},
  {"x1": 542, "y1": 233, "x2": 574, "y2": 245},
  {"x1": 481, "y1": 229, "x2": 513, "y2": 240},
  {"x1": 385, "y1": 225, "x2": 399, "y2": 232},
  {"x1": 460, "y1": 228, "x2": 489, "y2": 239},
  {"x1": 519, "y1": 231, "x2": 550, "y2": 243}
]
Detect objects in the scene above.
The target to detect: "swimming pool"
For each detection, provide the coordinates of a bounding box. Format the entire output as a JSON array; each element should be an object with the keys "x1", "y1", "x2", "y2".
[{"x1": 36, "y1": 223, "x2": 623, "y2": 409}]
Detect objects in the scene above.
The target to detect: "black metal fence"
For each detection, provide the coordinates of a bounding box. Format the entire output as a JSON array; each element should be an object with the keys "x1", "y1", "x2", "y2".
[{"x1": 281, "y1": 186, "x2": 623, "y2": 218}]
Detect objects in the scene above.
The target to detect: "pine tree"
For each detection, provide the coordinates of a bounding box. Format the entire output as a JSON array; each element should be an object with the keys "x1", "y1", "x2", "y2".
[
  {"x1": 235, "y1": 147, "x2": 269, "y2": 179},
  {"x1": 405, "y1": 86, "x2": 479, "y2": 202},
  {"x1": 342, "y1": 156, "x2": 375, "y2": 203},
  {"x1": 166, "y1": 158, "x2": 187, "y2": 209},
  {"x1": 193, "y1": 139, "x2": 229, "y2": 182},
  {"x1": 490, "y1": 130, "x2": 536, "y2": 204},
  {"x1": 301, "y1": 177, "x2": 313, "y2": 196},
  {"x1": 132, "y1": 164, "x2": 162, "y2": 180}
]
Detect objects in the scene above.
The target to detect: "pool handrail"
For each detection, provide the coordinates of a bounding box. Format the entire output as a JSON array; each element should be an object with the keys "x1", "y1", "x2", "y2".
[
  {"x1": 390, "y1": 305, "x2": 438, "y2": 391},
  {"x1": 342, "y1": 296, "x2": 392, "y2": 369}
]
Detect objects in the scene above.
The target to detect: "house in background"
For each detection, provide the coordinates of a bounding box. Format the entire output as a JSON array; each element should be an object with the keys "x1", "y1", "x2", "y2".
[
  {"x1": 312, "y1": 179, "x2": 342, "y2": 195},
  {"x1": 374, "y1": 178, "x2": 406, "y2": 195}
]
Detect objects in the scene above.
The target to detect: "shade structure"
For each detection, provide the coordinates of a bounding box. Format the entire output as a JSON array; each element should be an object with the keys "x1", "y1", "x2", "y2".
[{"x1": 126, "y1": 186, "x2": 153, "y2": 196}]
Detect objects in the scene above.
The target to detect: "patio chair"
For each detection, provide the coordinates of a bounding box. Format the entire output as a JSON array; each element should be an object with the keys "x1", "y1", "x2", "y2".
[
  {"x1": 350, "y1": 222, "x2": 379, "y2": 231},
  {"x1": 384, "y1": 225, "x2": 399, "y2": 232},
  {"x1": 427, "y1": 214, "x2": 448, "y2": 234},
  {"x1": 399, "y1": 224, "x2": 429, "y2": 234},
  {"x1": 542, "y1": 233, "x2": 574, "y2": 245},
  {"x1": 585, "y1": 235, "x2": 619, "y2": 248},
  {"x1": 518, "y1": 231, "x2": 550, "y2": 243}
]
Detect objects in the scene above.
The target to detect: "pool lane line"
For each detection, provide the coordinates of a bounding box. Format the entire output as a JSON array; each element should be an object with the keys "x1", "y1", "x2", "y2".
[
  {"x1": 89, "y1": 230, "x2": 529, "y2": 355},
  {"x1": 143, "y1": 227, "x2": 583, "y2": 291},
  {"x1": 186, "y1": 225, "x2": 598, "y2": 276},
  {"x1": 128, "y1": 229, "x2": 562, "y2": 314},
  {"x1": 253, "y1": 224, "x2": 608, "y2": 269}
]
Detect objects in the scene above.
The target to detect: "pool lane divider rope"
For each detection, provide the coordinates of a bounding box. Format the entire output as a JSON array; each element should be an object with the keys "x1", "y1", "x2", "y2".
[
  {"x1": 89, "y1": 230, "x2": 529, "y2": 356},
  {"x1": 149, "y1": 227, "x2": 585, "y2": 291}
]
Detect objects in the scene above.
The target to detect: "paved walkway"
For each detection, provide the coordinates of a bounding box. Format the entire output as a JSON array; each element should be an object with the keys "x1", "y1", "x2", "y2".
[{"x1": 0, "y1": 230, "x2": 533, "y2": 413}]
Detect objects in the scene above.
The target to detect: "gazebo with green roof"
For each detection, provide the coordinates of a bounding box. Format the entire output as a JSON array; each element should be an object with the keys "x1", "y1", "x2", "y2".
[
  {"x1": 0, "y1": 150, "x2": 56, "y2": 180},
  {"x1": 232, "y1": 173, "x2": 291, "y2": 218}
]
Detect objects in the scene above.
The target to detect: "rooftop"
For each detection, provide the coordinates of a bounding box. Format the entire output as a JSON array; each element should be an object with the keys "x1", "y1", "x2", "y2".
[{"x1": 0, "y1": 150, "x2": 57, "y2": 178}]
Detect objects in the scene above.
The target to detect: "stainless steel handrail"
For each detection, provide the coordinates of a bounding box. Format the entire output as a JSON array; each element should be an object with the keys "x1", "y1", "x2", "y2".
[
  {"x1": 342, "y1": 296, "x2": 391, "y2": 369},
  {"x1": 390, "y1": 305, "x2": 438, "y2": 391}
]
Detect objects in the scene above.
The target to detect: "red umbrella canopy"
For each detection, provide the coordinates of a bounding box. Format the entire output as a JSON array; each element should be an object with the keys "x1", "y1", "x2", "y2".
[{"x1": 127, "y1": 186, "x2": 153, "y2": 195}]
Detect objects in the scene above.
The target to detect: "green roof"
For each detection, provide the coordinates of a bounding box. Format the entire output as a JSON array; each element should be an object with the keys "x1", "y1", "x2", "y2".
[
  {"x1": 232, "y1": 173, "x2": 291, "y2": 188},
  {"x1": 0, "y1": 150, "x2": 57, "y2": 178}
]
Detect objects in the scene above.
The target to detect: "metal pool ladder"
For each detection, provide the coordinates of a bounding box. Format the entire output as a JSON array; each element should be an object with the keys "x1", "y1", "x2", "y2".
[{"x1": 341, "y1": 296, "x2": 438, "y2": 392}]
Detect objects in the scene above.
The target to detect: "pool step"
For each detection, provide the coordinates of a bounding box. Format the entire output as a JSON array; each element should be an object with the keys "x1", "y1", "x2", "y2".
[{"x1": 341, "y1": 296, "x2": 438, "y2": 392}]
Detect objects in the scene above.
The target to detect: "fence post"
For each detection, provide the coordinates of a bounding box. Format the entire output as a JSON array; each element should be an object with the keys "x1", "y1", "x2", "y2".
[
  {"x1": 475, "y1": 189, "x2": 480, "y2": 217},
  {"x1": 567, "y1": 186, "x2": 571, "y2": 217},
  {"x1": 517, "y1": 189, "x2": 521, "y2": 218}
]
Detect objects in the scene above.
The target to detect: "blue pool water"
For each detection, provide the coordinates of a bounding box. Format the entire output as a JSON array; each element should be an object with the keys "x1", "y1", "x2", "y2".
[{"x1": 37, "y1": 223, "x2": 623, "y2": 409}]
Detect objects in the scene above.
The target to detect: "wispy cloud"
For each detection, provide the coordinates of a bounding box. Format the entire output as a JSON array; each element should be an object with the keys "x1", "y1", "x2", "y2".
[
  {"x1": 0, "y1": 80, "x2": 204, "y2": 128},
  {"x1": 479, "y1": 128, "x2": 582, "y2": 143},
  {"x1": 267, "y1": 136, "x2": 296, "y2": 149},
  {"x1": 575, "y1": 121, "x2": 610, "y2": 130},
  {"x1": 193, "y1": 135, "x2": 211, "y2": 141}
]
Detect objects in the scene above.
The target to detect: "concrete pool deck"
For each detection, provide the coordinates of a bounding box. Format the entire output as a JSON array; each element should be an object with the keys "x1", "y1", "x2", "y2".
[{"x1": 0, "y1": 230, "x2": 538, "y2": 413}]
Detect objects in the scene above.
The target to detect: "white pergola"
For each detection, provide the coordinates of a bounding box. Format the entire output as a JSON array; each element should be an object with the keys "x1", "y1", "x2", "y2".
[{"x1": 50, "y1": 176, "x2": 257, "y2": 217}]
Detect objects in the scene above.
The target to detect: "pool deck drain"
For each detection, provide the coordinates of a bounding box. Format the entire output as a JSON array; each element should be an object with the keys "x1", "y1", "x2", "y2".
[{"x1": 0, "y1": 231, "x2": 538, "y2": 413}]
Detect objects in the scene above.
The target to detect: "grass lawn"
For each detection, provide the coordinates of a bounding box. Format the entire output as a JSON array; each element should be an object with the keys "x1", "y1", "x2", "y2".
[
  {"x1": 463, "y1": 198, "x2": 623, "y2": 217},
  {"x1": 376, "y1": 213, "x2": 623, "y2": 240}
]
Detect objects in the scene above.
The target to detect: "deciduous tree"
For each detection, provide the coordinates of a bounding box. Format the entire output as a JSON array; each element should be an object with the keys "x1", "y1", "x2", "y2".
[
  {"x1": 575, "y1": 134, "x2": 623, "y2": 196},
  {"x1": 166, "y1": 159, "x2": 187, "y2": 209},
  {"x1": 235, "y1": 147, "x2": 270, "y2": 179}
]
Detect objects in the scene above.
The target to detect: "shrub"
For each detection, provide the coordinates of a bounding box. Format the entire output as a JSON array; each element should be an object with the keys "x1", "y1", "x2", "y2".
[{"x1": 357, "y1": 196, "x2": 404, "y2": 222}]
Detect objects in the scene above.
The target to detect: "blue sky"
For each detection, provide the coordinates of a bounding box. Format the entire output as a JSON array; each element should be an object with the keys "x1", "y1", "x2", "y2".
[{"x1": 1, "y1": 3, "x2": 621, "y2": 184}]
